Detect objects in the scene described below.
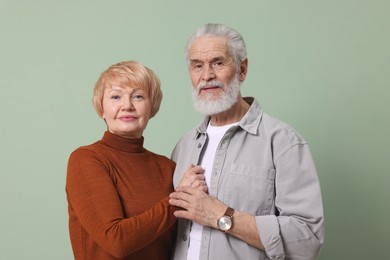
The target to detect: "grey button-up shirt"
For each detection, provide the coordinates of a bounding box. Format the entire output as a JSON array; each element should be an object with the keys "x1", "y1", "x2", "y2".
[{"x1": 172, "y1": 97, "x2": 324, "y2": 260}]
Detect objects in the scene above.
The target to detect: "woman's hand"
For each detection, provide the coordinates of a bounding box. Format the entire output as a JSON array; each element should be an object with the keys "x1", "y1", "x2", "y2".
[{"x1": 177, "y1": 164, "x2": 208, "y2": 192}]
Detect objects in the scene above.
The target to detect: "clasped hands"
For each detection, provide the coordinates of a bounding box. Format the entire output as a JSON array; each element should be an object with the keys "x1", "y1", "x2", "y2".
[{"x1": 169, "y1": 164, "x2": 227, "y2": 229}]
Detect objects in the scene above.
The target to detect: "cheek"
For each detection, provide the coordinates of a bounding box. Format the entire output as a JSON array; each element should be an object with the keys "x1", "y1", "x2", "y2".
[
  {"x1": 138, "y1": 102, "x2": 152, "y2": 120},
  {"x1": 101, "y1": 105, "x2": 116, "y2": 120},
  {"x1": 190, "y1": 72, "x2": 199, "y2": 86},
  {"x1": 221, "y1": 70, "x2": 235, "y2": 82}
]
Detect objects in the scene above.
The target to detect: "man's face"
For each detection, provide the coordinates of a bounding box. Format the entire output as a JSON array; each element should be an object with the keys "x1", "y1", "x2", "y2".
[{"x1": 188, "y1": 36, "x2": 241, "y2": 115}]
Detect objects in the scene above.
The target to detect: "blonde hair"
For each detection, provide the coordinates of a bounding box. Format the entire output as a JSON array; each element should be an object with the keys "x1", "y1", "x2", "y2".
[{"x1": 92, "y1": 61, "x2": 162, "y2": 118}]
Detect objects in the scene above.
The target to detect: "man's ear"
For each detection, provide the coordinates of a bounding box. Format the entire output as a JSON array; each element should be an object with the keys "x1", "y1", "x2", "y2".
[{"x1": 239, "y1": 58, "x2": 248, "y2": 81}]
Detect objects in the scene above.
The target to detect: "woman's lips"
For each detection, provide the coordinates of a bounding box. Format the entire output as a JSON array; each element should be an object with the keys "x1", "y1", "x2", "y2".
[{"x1": 119, "y1": 115, "x2": 136, "y2": 121}]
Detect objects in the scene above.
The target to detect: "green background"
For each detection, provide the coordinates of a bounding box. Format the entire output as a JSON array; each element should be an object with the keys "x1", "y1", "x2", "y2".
[{"x1": 1, "y1": 1, "x2": 389, "y2": 259}]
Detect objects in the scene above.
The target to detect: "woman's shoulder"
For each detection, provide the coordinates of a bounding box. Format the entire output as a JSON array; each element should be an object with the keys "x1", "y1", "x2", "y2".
[
  {"x1": 145, "y1": 150, "x2": 176, "y2": 166},
  {"x1": 68, "y1": 140, "x2": 105, "y2": 160}
]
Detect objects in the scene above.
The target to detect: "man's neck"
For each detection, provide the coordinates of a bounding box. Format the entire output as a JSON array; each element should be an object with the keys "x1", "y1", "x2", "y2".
[{"x1": 209, "y1": 97, "x2": 250, "y2": 126}]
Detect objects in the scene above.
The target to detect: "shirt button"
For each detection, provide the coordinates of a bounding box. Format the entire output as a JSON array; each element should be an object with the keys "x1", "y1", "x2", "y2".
[
  {"x1": 197, "y1": 143, "x2": 201, "y2": 148},
  {"x1": 183, "y1": 235, "x2": 187, "y2": 241}
]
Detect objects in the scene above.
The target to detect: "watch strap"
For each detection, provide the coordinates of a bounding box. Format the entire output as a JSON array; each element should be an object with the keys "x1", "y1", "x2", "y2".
[{"x1": 224, "y1": 207, "x2": 234, "y2": 218}]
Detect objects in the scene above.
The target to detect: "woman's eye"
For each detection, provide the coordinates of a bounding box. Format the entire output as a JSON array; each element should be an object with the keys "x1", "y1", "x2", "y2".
[
  {"x1": 111, "y1": 95, "x2": 120, "y2": 100},
  {"x1": 133, "y1": 94, "x2": 143, "y2": 100}
]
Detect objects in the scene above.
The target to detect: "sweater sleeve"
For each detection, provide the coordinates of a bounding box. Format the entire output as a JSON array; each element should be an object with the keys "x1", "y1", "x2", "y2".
[{"x1": 66, "y1": 148, "x2": 177, "y2": 259}]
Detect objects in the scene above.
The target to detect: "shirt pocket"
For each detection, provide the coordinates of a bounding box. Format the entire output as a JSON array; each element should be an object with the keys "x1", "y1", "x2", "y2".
[{"x1": 224, "y1": 163, "x2": 276, "y2": 215}]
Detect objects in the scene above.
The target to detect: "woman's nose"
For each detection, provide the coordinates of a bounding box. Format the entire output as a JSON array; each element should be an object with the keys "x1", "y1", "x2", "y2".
[{"x1": 122, "y1": 98, "x2": 134, "y2": 110}]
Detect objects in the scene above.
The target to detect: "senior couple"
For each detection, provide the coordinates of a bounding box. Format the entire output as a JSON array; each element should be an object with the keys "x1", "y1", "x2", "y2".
[{"x1": 66, "y1": 23, "x2": 324, "y2": 260}]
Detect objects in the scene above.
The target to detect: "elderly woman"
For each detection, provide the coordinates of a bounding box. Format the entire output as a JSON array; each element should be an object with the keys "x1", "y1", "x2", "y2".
[{"x1": 66, "y1": 61, "x2": 205, "y2": 260}]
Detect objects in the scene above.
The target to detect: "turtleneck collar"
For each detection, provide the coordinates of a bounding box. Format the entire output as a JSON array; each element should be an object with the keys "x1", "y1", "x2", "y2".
[{"x1": 100, "y1": 131, "x2": 145, "y2": 153}]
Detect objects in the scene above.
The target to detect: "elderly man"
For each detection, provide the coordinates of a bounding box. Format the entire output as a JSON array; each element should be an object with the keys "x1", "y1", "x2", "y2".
[{"x1": 169, "y1": 23, "x2": 324, "y2": 260}]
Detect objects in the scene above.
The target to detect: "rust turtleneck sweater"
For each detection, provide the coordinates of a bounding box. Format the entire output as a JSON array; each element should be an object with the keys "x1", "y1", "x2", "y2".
[{"x1": 66, "y1": 131, "x2": 177, "y2": 260}]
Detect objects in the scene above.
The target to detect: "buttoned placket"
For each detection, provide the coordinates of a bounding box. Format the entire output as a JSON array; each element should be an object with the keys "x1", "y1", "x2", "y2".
[
  {"x1": 180, "y1": 132, "x2": 208, "y2": 256},
  {"x1": 198, "y1": 126, "x2": 237, "y2": 259}
]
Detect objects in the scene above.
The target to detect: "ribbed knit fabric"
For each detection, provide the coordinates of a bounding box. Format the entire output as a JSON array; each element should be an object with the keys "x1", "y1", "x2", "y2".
[{"x1": 66, "y1": 131, "x2": 177, "y2": 260}]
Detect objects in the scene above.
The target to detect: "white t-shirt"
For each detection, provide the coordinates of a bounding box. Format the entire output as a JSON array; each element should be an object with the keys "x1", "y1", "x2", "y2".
[{"x1": 187, "y1": 121, "x2": 238, "y2": 260}]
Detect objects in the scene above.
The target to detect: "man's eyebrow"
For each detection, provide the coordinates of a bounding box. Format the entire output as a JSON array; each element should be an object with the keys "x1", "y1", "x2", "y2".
[
  {"x1": 210, "y1": 56, "x2": 225, "y2": 62},
  {"x1": 190, "y1": 56, "x2": 226, "y2": 64},
  {"x1": 190, "y1": 59, "x2": 202, "y2": 64}
]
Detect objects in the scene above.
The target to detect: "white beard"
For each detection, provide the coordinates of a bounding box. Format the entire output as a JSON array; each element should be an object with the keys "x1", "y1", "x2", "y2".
[{"x1": 191, "y1": 75, "x2": 241, "y2": 116}]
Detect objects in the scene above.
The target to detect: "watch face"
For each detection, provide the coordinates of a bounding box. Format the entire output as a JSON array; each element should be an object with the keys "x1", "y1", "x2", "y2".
[{"x1": 218, "y1": 216, "x2": 232, "y2": 231}]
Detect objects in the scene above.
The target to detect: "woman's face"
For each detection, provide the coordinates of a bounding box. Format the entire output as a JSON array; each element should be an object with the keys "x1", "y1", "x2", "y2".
[{"x1": 102, "y1": 85, "x2": 151, "y2": 139}]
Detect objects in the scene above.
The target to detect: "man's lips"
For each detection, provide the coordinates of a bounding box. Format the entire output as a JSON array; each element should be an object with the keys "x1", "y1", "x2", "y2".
[{"x1": 199, "y1": 85, "x2": 222, "y2": 92}]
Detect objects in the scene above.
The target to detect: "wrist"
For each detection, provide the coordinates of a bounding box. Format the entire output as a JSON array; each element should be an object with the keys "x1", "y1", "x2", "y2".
[{"x1": 217, "y1": 207, "x2": 235, "y2": 232}]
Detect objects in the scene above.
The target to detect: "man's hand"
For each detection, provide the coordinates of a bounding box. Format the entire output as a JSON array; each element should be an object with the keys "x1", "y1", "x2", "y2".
[
  {"x1": 169, "y1": 185, "x2": 265, "y2": 250},
  {"x1": 169, "y1": 185, "x2": 226, "y2": 228}
]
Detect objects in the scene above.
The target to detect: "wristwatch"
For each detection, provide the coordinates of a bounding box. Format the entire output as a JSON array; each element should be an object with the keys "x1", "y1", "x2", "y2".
[{"x1": 217, "y1": 207, "x2": 234, "y2": 232}]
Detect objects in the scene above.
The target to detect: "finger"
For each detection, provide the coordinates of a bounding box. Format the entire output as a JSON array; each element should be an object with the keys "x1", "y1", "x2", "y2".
[
  {"x1": 169, "y1": 196, "x2": 192, "y2": 210},
  {"x1": 168, "y1": 197, "x2": 181, "y2": 207},
  {"x1": 173, "y1": 209, "x2": 193, "y2": 219},
  {"x1": 188, "y1": 174, "x2": 205, "y2": 188},
  {"x1": 191, "y1": 180, "x2": 206, "y2": 188},
  {"x1": 188, "y1": 164, "x2": 203, "y2": 175},
  {"x1": 169, "y1": 191, "x2": 183, "y2": 199},
  {"x1": 186, "y1": 164, "x2": 197, "y2": 173},
  {"x1": 175, "y1": 185, "x2": 195, "y2": 194},
  {"x1": 193, "y1": 173, "x2": 205, "y2": 180},
  {"x1": 170, "y1": 189, "x2": 194, "y2": 202}
]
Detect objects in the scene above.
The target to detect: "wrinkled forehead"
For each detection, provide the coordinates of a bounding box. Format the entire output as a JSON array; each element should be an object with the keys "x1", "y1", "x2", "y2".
[{"x1": 189, "y1": 36, "x2": 231, "y2": 61}]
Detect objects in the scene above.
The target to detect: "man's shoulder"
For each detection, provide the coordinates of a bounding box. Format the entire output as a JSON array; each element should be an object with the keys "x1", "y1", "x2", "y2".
[
  {"x1": 260, "y1": 112, "x2": 307, "y2": 144},
  {"x1": 176, "y1": 125, "x2": 199, "y2": 144},
  {"x1": 261, "y1": 112, "x2": 291, "y2": 129}
]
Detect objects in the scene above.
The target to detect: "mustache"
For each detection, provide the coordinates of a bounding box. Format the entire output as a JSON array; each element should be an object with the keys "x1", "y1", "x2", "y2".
[{"x1": 197, "y1": 80, "x2": 224, "y2": 91}]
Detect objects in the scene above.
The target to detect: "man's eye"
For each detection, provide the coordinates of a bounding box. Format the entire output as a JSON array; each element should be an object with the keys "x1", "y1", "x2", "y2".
[
  {"x1": 213, "y1": 61, "x2": 224, "y2": 67},
  {"x1": 193, "y1": 64, "x2": 203, "y2": 70}
]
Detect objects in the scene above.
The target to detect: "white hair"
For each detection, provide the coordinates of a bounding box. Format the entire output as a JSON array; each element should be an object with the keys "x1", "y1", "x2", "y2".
[
  {"x1": 186, "y1": 23, "x2": 247, "y2": 71},
  {"x1": 191, "y1": 73, "x2": 241, "y2": 115}
]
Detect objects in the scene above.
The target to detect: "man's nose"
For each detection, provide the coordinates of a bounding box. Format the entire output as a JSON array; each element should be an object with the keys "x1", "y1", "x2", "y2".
[{"x1": 201, "y1": 65, "x2": 216, "y2": 81}]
